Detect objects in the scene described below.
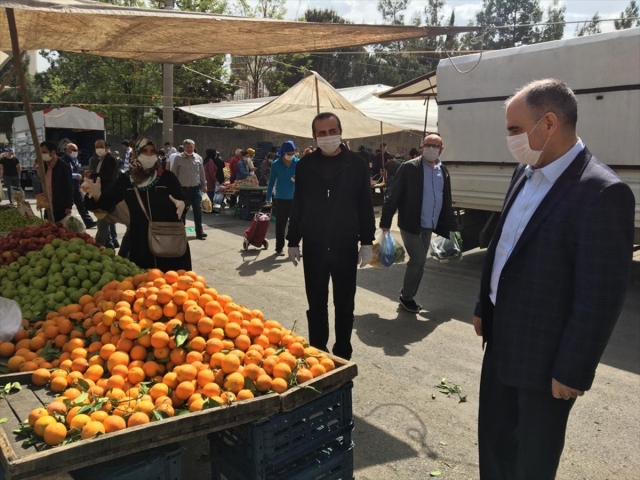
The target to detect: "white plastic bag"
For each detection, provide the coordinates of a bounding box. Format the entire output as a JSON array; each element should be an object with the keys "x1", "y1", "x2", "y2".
[
  {"x1": 202, "y1": 192, "x2": 213, "y2": 213},
  {"x1": 430, "y1": 232, "x2": 462, "y2": 263},
  {"x1": 0, "y1": 297, "x2": 22, "y2": 342},
  {"x1": 61, "y1": 214, "x2": 86, "y2": 233}
]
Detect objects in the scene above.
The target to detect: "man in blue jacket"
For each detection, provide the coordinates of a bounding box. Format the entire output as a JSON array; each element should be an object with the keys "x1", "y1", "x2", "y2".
[{"x1": 266, "y1": 141, "x2": 298, "y2": 255}]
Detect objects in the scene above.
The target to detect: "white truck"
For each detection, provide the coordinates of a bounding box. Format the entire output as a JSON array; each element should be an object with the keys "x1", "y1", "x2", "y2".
[
  {"x1": 437, "y1": 28, "x2": 640, "y2": 249},
  {"x1": 11, "y1": 106, "x2": 106, "y2": 188}
]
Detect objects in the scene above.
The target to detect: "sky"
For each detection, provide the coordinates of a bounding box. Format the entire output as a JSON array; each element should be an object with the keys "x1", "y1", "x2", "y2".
[{"x1": 35, "y1": 0, "x2": 634, "y2": 71}]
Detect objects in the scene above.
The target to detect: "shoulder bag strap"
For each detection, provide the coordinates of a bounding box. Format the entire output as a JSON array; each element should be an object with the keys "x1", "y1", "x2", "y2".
[{"x1": 134, "y1": 187, "x2": 151, "y2": 222}]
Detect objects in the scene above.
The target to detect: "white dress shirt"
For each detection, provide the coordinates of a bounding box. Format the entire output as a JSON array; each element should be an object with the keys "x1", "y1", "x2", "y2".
[{"x1": 489, "y1": 139, "x2": 585, "y2": 305}]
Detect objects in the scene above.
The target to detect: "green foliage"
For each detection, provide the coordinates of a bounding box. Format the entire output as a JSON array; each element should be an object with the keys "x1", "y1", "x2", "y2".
[
  {"x1": 615, "y1": 1, "x2": 640, "y2": 30},
  {"x1": 576, "y1": 12, "x2": 602, "y2": 37},
  {"x1": 0, "y1": 55, "x2": 44, "y2": 140}
]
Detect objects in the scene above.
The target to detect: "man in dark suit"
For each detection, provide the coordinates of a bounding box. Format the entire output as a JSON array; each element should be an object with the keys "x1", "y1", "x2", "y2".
[
  {"x1": 60, "y1": 143, "x2": 96, "y2": 229},
  {"x1": 473, "y1": 78, "x2": 635, "y2": 479}
]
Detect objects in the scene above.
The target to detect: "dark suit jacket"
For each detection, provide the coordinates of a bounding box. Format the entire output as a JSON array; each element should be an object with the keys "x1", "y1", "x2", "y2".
[
  {"x1": 89, "y1": 153, "x2": 119, "y2": 190},
  {"x1": 44, "y1": 158, "x2": 74, "y2": 215},
  {"x1": 380, "y1": 158, "x2": 456, "y2": 238},
  {"x1": 475, "y1": 147, "x2": 635, "y2": 393}
]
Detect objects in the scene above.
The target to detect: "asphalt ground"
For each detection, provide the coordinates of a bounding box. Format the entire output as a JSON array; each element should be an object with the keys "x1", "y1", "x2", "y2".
[{"x1": 10, "y1": 197, "x2": 638, "y2": 480}]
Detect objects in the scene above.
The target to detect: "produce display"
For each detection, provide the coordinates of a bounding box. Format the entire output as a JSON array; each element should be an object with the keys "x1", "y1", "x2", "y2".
[
  {"x1": 0, "y1": 238, "x2": 144, "y2": 320},
  {"x1": 0, "y1": 205, "x2": 43, "y2": 233},
  {"x1": 1, "y1": 269, "x2": 332, "y2": 448},
  {"x1": 0, "y1": 222, "x2": 97, "y2": 268}
]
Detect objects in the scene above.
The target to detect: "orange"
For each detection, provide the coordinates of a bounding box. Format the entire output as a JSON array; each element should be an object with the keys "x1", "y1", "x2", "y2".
[
  {"x1": 189, "y1": 336, "x2": 206, "y2": 353},
  {"x1": 227, "y1": 311, "x2": 243, "y2": 325},
  {"x1": 107, "y1": 375, "x2": 126, "y2": 390},
  {"x1": 288, "y1": 342, "x2": 305, "y2": 358},
  {"x1": 164, "y1": 270, "x2": 179, "y2": 284},
  {"x1": 122, "y1": 323, "x2": 141, "y2": 340},
  {"x1": 32, "y1": 368, "x2": 51, "y2": 386},
  {"x1": 173, "y1": 290, "x2": 188, "y2": 306},
  {"x1": 104, "y1": 415, "x2": 127, "y2": 433},
  {"x1": 234, "y1": 334, "x2": 251, "y2": 352},
  {"x1": 247, "y1": 318, "x2": 264, "y2": 337},
  {"x1": 296, "y1": 368, "x2": 313, "y2": 384},
  {"x1": 7, "y1": 356, "x2": 25, "y2": 372},
  {"x1": 220, "y1": 354, "x2": 240, "y2": 374},
  {"x1": 205, "y1": 338, "x2": 224, "y2": 355},
  {"x1": 43, "y1": 422, "x2": 67, "y2": 446},
  {"x1": 111, "y1": 364, "x2": 129, "y2": 378},
  {"x1": 0, "y1": 342, "x2": 16, "y2": 357},
  {"x1": 273, "y1": 363, "x2": 292, "y2": 380},
  {"x1": 29, "y1": 336, "x2": 46, "y2": 351},
  {"x1": 150, "y1": 331, "x2": 169, "y2": 349},
  {"x1": 89, "y1": 411, "x2": 109, "y2": 423},
  {"x1": 142, "y1": 361, "x2": 160, "y2": 378},
  {"x1": 196, "y1": 369, "x2": 215, "y2": 388},
  {"x1": 50, "y1": 376, "x2": 68, "y2": 393},
  {"x1": 81, "y1": 421, "x2": 106, "y2": 439},
  {"x1": 184, "y1": 306, "x2": 204, "y2": 324},
  {"x1": 70, "y1": 414, "x2": 91, "y2": 431},
  {"x1": 175, "y1": 381, "x2": 195, "y2": 400},
  {"x1": 134, "y1": 400, "x2": 155, "y2": 418},
  {"x1": 205, "y1": 301, "x2": 224, "y2": 317},
  {"x1": 197, "y1": 316, "x2": 214, "y2": 335},
  {"x1": 63, "y1": 388, "x2": 83, "y2": 401},
  {"x1": 156, "y1": 402, "x2": 175, "y2": 417},
  {"x1": 310, "y1": 364, "x2": 327, "y2": 378},
  {"x1": 34, "y1": 416, "x2": 57, "y2": 437},
  {"x1": 186, "y1": 351, "x2": 203, "y2": 364},
  {"x1": 224, "y1": 322, "x2": 241, "y2": 339},
  {"x1": 100, "y1": 343, "x2": 117, "y2": 361},
  {"x1": 244, "y1": 350, "x2": 263, "y2": 366},
  {"x1": 71, "y1": 358, "x2": 89, "y2": 373},
  {"x1": 128, "y1": 367, "x2": 145, "y2": 384},
  {"x1": 129, "y1": 345, "x2": 147, "y2": 362},
  {"x1": 177, "y1": 275, "x2": 194, "y2": 290},
  {"x1": 84, "y1": 365, "x2": 104, "y2": 382},
  {"x1": 320, "y1": 358, "x2": 335, "y2": 372},
  {"x1": 243, "y1": 363, "x2": 261, "y2": 382},
  {"x1": 223, "y1": 372, "x2": 246, "y2": 394},
  {"x1": 163, "y1": 372, "x2": 179, "y2": 389},
  {"x1": 146, "y1": 268, "x2": 164, "y2": 282},
  {"x1": 254, "y1": 335, "x2": 270, "y2": 350},
  {"x1": 271, "y1": 377, "x2": 288, "y2": 394},
  {"x1": 262, "y1": 356, "x2": 278, "y2": 376},
  {"x1": 236, "y1": 389, "x2": 254, "y2": 401},
  {"x1": 202, "y1": 382, "x2": 221, "y2": 398},
  {"x1": 149, "y1": 383, "x2": 169, "y2": 400},
  {"x1": 28, "y1": 408, "x2": 49, "y2": 427},
  {"x1": 107, "y1": 351, "x2": 130, "y2": 372},
  {"x1": 175, "y1": 364, "x2": 198, "y2": 383},
  {"x1": 278, "y1": 352, "x2": 298, "y2": 370},
  {"x1": 212, "y1": 313, "x2": 228, "y2": 329},
  {"x1": 267, "y1": 328, "x2": 282, "y2": 345},
  {"x1": 127, "y1": 412, "x2": 150, "y2": 427}
]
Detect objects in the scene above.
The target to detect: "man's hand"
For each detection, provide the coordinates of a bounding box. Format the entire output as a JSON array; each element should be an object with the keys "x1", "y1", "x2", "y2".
[
  {"x1": 358, "y1": 245, "x2": 373, "y2": 268},
  {"x1": 84, "y1": 177, "x2": 101, "y2": 199},
  {"x1": 169, "y1": 195, "x2": 185, "y2": 219},
  {"x1": 473, "y1": 315, "x2": 482, "y2": 336},
  {"x1": 551, "y1": 378, "x2": 584, "y2": 400},
  {"x1": 201, "y1": 185, "x2": 207, "y2": 193},
  {"x1": 288, "y1": 247, "x2": 300, "y2": 266}
]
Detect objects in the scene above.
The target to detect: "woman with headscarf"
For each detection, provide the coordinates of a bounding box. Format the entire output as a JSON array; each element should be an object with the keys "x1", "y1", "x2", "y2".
[
  {"x1": 203, "y1": 149, "x2": 226, "y2": 207},
  {"x1": 84, "y1": 137, "x2": 192, "y2": 271}
]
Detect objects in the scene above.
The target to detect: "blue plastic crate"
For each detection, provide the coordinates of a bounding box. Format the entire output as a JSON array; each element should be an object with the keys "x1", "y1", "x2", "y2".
[
  {"x1": 210, "y1": 382, "x2": 353, "y2": 478},
  {"x1": 71, "y1": 443, "x2": 182, "y2": 480}
]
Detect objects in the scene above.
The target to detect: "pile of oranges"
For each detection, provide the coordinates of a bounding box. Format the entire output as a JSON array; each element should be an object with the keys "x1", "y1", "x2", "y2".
[{"x1": 5, "y1": 268, "x2": 336, "y2": 447}]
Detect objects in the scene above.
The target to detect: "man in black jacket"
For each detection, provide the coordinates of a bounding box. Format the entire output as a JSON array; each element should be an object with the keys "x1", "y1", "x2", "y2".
[
  {"x1": 380, "y1": 134, "x2": 456, "y2": 313},
  {"x1": 87, "y1": 140, "x2": 119, "y2": 248},
  {"x1": 40, "y1": 141, "x2": 74, "y2": 223},
  {"x1": 287, "y1": 112, "x2": 375, "y2": 360},
  {"x1": 60, "y1": 143, "x2": 96, "y2": 229}
]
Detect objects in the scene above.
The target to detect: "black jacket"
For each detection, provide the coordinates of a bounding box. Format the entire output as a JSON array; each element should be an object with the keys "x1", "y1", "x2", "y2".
[
  {"x1": 89, "y1": 153, "x2": 119, "y2": 190},
  {"x1": 474, "y1": 148, "x2": 635, "y2": 392},
  {"x1": 380, "y1": 158, "x2": 456, "y2": 238},
  {"x1": 44, "y1": 158, "x2": 74, "y2": 215},
  {"x1": 287, "y1": 146, "x2": 375, "y2": 248}
]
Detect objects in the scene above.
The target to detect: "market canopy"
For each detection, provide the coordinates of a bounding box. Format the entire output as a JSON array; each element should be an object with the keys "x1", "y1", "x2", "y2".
[
  {"x1": 180, "y1": 83, "x2": 437, "y2": 133},
  {"x1": 181, "y1": 72, "x2": 428, "y2": 139},
  {"x1": 0, "y1": 0, "x2": 478, "y2": 63},
  {"x1": 377, "y1": 70, "x2": 438, "y2": 100}
]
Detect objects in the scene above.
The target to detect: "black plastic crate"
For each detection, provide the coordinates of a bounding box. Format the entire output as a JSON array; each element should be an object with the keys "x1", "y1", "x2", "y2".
[
  {"x1": 71, "y1": 443, "x2": 182, "y2": 480},
  {"x1": 214, "y1": 438, "x2": 354, "y2": 480},
  {"x1": 210, "y1": 382, "x2": 353, "y2": 478}
]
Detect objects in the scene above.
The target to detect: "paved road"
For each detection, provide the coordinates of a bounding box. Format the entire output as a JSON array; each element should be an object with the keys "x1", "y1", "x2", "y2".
[{"x1": 114, "y1": 206, "x2": 640, "y2": 479}]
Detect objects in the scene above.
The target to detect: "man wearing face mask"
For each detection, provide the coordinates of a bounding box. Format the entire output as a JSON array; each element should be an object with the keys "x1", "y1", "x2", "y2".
[
  {"x1": 40, "y1": 141, "x2": 74, "y2": 223},
  {"x1": 60, "y1": 143, "x2": 96, "y2": 229},
  {"x1": 172, "y1": 139, "x2": 207, "y2": 240},
  {"x1": 473, "y1": 79, "x2": 634, "y2": 480},
  {"x1": 380, "y1": 134, "x2": 456, "y2": 313},
  {"x1": 265, "y1": 141, "x2": 299, "y2": 255},
  {"x1": 88, "y1": 140, "x2": 119, "y2": 248},
  {"x1": 287, "y1": 113, "x2": 375, "y2": 361}
]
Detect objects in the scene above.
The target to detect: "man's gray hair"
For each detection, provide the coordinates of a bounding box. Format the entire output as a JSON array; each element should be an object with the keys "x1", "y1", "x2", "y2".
[
  {"x1": 183, "y1": 139, "x2": 195, "y2": 146},
  {"x1": 509, "y1": 78, "x2": 578, "y2": 130}
]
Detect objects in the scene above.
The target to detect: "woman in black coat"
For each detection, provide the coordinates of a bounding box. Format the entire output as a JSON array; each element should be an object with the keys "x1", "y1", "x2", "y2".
[{"x1": 85, "y1": 137, "x2": 191, "y2": 271}]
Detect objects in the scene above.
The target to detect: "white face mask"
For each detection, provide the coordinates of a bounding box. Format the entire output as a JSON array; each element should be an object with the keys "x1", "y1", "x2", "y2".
[
  {"x1": 69, "y1": 152, "x2": 78, "y2": 159},
  {"x1": 95, "y1": 148, "x2": 106, "y2": 157},
  {"x1": 42, "y1": 153, "x2": 51, "y2": 162},
  {"x1": 316, "y1": 135, "x2": 342, "y2": 154},
  {"x1": 284, "y1": 154, "x2": 294, "y2": 161},
  {"x1": 138, "y1": 154, "x2": 158, "y2": 169},
  {"x1": 506, "y1": 117, "x2": 550, "y2": 167},
  {"x1": 422, "y1": 146, "x2": 440, "y2": 163}
]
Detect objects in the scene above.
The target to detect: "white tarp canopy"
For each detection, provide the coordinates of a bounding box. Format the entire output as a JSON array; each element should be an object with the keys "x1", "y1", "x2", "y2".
[
  {"x1": 180, "y1": 76, "x2": 436, "y2": 138},
  {"x1": 0, "y1": 0, "x2": 476, "y2": 63},
  {"x1": 12, "y1": 106, "x2": 105, "y2": 131},
  {"x1": 377, "y1": 70, "x2": 438, "y2": 100}
]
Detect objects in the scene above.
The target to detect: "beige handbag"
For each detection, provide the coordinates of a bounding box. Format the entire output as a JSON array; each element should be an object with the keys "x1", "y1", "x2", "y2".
[{"x1": 134, "y1": 187, "x2": 187, "y2": 258}]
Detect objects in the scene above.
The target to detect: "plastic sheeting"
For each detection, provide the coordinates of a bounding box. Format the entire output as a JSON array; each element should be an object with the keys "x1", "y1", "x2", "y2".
[
  {"x1": 12, "y1": 106, "x2": 105, "y2": 132},
  {"x1": 180, "y1": 74, "x2": 436, "y2": 138},
  {"x1": 0, "y1": 0, "x2": 476, "y2": 63}
]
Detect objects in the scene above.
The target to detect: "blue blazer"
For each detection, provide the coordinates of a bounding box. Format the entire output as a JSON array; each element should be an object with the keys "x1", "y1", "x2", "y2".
[{"x1": 475, "y1": 147, "x2": 635, "y2": 392}]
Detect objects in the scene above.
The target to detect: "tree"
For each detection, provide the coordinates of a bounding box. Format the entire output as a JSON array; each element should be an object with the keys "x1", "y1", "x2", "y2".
[
  {"x1": 377, "y1": 0, "x2": 410, "y2": 25},
  {"x1": 540, "y1": 0, "x2": 566, "y2": 42},
  {"x1": 615, "y1": 1, "x2": 640, "y2": 29},
  {"x1": 576, "y1": 12, "x2": 601, "y2": 37},
  {"x1": 231, "y1": 0, "x2": 287, "y2": 99},
  {"x1": 475, "y1": 0, "x2": 544, "y2": 49}
]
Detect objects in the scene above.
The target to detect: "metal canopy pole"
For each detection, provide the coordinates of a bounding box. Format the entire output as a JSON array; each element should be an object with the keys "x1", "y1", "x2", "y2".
[
  {"x1": 314, "y1": 75, "x2": 320, "y2": 115},
  {"x1": 162, "y1": 0, "x2": 175, "y2": 147},
  {"x1": 423, "y1": 96, "x2": 431, "y2": 139},
  {"x1": 6, "y1": 8, "x2": 54, "y2": 221}
]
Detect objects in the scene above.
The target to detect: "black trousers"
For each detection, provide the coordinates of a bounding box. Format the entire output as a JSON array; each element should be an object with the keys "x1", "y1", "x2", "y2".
[
  {"x1": 181, "y1": 186, "x2": 203, "y2": 235},
  {"x1": 302, "y1": 241, "x2": 358, "y2": 360},
  {"x1": 273, "y1": 198, "x2": 292, "y2": 252},
  {"x1": 478, "y1": 347, "x2": 575, "y2": 480}
]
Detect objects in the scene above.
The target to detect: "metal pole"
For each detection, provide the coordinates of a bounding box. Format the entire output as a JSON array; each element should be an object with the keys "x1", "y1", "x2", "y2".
[
  {"x1": 314, "y1": 75, "x2": 320, "y2": 115},
  {"x1": 423, "y1": 96, "x2": 431, "y2": 139},
  {"x1": 6, "y1": 8, "x2": 54, "y2": 221},
  {"x1": 162, "y1": 0, "x2": 174, "y2": 147}
]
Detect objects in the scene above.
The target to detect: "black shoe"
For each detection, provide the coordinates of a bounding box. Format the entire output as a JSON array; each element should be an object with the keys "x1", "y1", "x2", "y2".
[
  {"x1": 399, "y1": 297, "x2": 422, "y2": 313},
  {"x1": 111, "y1": 240, "x2": 120, "y2": 248},
  {"x1": 196, "y1": 234, "x2": 207, "y2": 240},
  {"x1": 85, "y1": 221, "x2": 97, "y2": 229},
  {"x1": 276, "y1": 250, "x2": 285, "y2": 257}
]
